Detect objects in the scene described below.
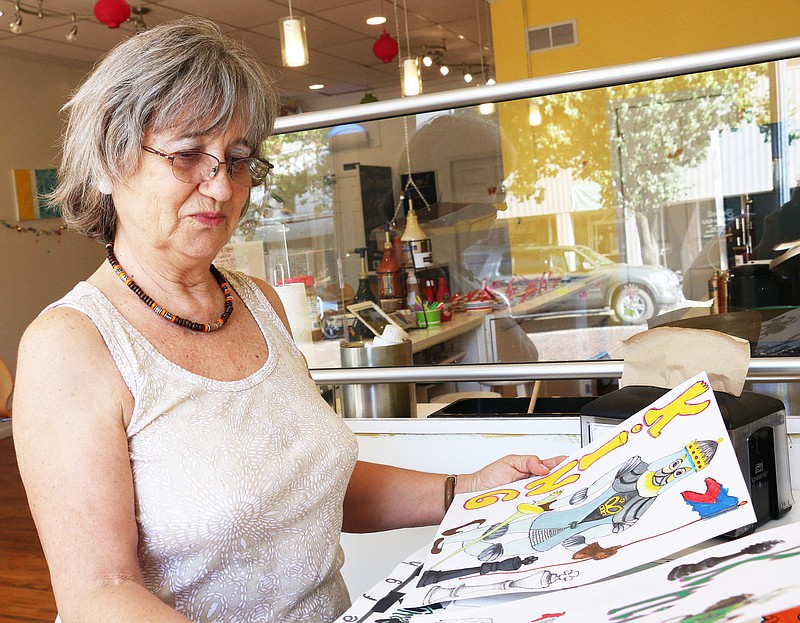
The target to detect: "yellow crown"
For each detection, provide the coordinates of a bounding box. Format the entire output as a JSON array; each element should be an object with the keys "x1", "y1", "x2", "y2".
[{"x1": 685, "y1": 438, "x2": 722, "y2": 471}]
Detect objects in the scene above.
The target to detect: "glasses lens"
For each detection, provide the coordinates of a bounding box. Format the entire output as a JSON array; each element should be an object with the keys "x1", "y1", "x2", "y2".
[
  {"x1": 231, "y1": 158, "x2": 272, "y2": 188},
  {"x1": 171, "y1": 152, "x2": 218, "y2": 184}
]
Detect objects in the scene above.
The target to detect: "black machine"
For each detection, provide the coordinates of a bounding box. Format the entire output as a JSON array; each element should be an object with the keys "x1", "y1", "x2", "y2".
[{"x1": 580, "y1": 386, "x2": 794, "y2": 537}]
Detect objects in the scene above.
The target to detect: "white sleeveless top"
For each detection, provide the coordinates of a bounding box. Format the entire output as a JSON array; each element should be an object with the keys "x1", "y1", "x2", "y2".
[{"x1": 46, "y1": 270, "x2": 359, "y2": 623}]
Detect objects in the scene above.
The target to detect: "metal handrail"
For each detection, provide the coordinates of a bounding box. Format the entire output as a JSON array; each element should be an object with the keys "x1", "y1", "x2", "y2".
[
  {"x1": 274, "y1": 37, "x2": 800, "y2": 134},
  {"x1": 310, "y1": 357, "x2": 800, "y2": 385}
]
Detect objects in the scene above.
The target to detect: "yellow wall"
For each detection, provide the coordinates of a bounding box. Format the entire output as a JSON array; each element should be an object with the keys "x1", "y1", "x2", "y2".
[{"x1": 491, "y1": 0, "x2": 800, "y2": 81}]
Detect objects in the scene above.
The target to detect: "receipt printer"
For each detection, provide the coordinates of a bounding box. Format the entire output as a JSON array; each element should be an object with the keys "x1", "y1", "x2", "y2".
[{"x1": 580, "y1": 386, "x2": 794, "y2": 537}]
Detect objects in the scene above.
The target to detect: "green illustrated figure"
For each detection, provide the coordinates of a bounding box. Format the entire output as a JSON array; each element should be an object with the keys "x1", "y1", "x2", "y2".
[{"x1": 671, "y1": 594, "x2": 753, "y2": 623}]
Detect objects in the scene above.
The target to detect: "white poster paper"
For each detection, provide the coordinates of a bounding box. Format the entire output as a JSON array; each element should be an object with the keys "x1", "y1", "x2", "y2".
[{"x1": 401, "y1": 372, "x2": 756, "y2": 608}]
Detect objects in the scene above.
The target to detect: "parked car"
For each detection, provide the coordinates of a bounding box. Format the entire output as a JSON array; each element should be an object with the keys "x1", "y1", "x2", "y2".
[{"x1": 464, "y1": 244, "x2": 683, "y2": 324}]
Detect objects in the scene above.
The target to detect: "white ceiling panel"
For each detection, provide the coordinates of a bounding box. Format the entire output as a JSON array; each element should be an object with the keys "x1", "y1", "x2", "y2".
[
  {"x1": 156, "y1": 0, "x2": 282, "y2": 29},
  {"x1": 314, "y1": 0, "x2": 391, "y2": 39}
]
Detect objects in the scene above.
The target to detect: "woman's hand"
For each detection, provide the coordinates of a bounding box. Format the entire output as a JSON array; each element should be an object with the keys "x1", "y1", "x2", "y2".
[{"x1": 456, "y1": 454, "x2": 567, "y2": 494}]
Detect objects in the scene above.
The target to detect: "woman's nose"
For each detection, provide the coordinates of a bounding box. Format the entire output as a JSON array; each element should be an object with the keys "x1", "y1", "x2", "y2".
[{"x1": 201, "y1": 164, "x2": 235, "y2": 199}]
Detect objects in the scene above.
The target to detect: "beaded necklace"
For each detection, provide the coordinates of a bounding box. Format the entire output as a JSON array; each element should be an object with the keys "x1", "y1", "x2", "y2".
[{"x1": 105, "y1": 243, "x2": 234, "y2": 332}]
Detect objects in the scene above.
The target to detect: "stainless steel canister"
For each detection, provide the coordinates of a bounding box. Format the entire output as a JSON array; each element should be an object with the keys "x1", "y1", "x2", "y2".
[{"x1": 339, "y1": 340, "x2": 416, "y2": 418}]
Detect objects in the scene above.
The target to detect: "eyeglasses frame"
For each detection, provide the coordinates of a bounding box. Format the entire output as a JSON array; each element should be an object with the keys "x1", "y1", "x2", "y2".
[{"x1": 141, "y1": 145, "x2": 274, "y2": 188}]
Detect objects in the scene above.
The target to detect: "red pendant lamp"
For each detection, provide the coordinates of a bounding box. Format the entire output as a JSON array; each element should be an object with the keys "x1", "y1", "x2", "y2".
[
  {"x1": 94, "y1": 0, "x2": 131, "y2": 28},
  {"x1": 373, "y1": 28, "x2": 398, "y2": 63}
]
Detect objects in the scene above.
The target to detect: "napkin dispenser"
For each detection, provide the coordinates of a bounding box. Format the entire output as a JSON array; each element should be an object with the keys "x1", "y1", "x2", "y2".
[{"x1": 580, "y1": 386, "x2": 793, "y2": 537}]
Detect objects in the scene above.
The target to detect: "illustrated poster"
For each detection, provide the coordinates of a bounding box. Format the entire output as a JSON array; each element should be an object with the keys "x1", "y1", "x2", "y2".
[
  {"x1": 400, "y1": 372, "x2": 757, "y2": 608},
  {"x1": 406, "y1": 522, "x2": 800, "y2": 623}
]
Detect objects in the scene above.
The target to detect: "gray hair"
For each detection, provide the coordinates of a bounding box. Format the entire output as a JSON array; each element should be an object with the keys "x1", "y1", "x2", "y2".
[{"x1": 51, "y1": 16, "x2": 279, "y2": 243}]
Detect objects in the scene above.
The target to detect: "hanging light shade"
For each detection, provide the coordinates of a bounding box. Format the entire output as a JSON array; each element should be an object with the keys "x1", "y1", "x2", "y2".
[
  {"x1": 529, "y1": 100, "x2": 542, "y2": 126},
  {"x1": 372, "y1": 28, "x2": 398, "y2": 63},
  {"x1": 94, "y1": 0, "x2": 130, "y2": 28},
  {"x1": 401, "y1": 57, "x2": 422, "y2": 96},
  {"x1": 280, "y1": 13, "x2": 309, "y2": 67}
]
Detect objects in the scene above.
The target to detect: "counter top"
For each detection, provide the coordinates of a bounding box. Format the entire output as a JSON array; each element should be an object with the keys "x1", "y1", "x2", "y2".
[{"x1": 304, "y1": 311, "x2": 487, "y2": 369}]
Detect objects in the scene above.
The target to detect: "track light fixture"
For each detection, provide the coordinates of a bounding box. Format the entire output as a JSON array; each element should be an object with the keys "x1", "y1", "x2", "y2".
[
  {"x1": 65, "y1": 12, "x2": 77, "y2": 40},
  {"x1": 7, "y1": 1, "x2": 148, "y2": 35},
  {"x1": 420, "y1": 41, "x2": 454, "y2": 80},
  {"x1": 130, "y1": 6, "x2": 147, "y2": 31},
  {"x1": 421, "y1": 41, "x2": 447, "y2": 76},
  {"x1": 10, "y1": 0, "x2": 21, "y2": 33}
]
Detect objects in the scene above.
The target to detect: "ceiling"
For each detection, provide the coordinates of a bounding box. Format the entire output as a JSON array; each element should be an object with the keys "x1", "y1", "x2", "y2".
[{"x1": 0, "y1": 0, "x2": 496, "y2": 107}]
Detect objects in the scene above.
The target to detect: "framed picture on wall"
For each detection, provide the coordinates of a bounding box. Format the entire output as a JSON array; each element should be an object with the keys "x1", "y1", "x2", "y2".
[{"x1": 12, "y1": 168, "x2": 60, "y2": 220}]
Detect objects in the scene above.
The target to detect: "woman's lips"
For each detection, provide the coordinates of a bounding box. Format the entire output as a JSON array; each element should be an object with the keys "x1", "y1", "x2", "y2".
[{"x1": 191, "y1": 212, "x2": 227, "y2": 227}]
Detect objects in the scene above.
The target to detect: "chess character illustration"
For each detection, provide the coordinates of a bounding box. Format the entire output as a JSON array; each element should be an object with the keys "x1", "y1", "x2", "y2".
[{"x1": 435, "y1": 439, "x2": 720, "y2": 563}]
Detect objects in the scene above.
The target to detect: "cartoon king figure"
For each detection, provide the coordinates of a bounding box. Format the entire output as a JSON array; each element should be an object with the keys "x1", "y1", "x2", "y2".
[{"x1": 440, "y1": 439, "x2": 720, "y2": 562}]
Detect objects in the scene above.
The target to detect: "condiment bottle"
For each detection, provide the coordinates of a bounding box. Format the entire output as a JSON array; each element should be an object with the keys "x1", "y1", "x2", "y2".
[
  {"x1": 435, "y1": 277, "x2": 449, "y2": 302},
  {"x1": 351, "y1": 247, "x2": 378, "y2": 339},
  {"x1": 376, "y1": 223, "x2": 404, "y2": 311},
  {"x1": 436, "y1": 277, "x2": 452, "y2": 322},
  {"x1": 708, "y1": 270, "x2": 719, "y2": 314},
  {"x1": 406, "y1": 272, "x2": 420, "y2": 311},
  {"x1": 400, "y1": 199, "x2": 433, "y2": 269},
  {"x1": 718, "y1": 270, "x2": 729, "y2": 314},
  {"x1": 441, "y1": 293, "x2": 452, "y2": 322}
]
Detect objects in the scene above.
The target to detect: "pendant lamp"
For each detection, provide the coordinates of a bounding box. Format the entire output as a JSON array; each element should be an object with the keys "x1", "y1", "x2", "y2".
[
  {"x1": 280, "y1": 0, "x2": 309, "y2": 67},
  {"x1": 394, "y1": 0, "x2": 421, "y2": 97},
  {"x1": 401, "y1": 57, "x2": 422, "y2": 96},
  {"x1": 94, "y1": 0, "x2": 130, "y2": 28},
  {"x1": 529, "y1": 100, "x2": 542, "y2": 126}
]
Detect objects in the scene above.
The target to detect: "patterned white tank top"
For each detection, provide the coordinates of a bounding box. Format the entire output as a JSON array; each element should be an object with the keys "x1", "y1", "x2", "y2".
[{"x1": 46, "y1": 269, "x2": 359, "y2": 622}]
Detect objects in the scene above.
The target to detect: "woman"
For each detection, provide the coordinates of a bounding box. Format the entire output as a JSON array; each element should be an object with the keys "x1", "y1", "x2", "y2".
[{"x1": 13, "y1": 18, "x2": 563, "y2": 623}]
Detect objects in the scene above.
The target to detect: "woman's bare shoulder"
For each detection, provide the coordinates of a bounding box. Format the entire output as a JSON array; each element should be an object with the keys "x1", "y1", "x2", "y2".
[
  {"x1": 246, "y1": 275, "x2": 293, "y2": 336},
  {"x1": 17, "y1": 305, "x2": 125, "y2": 417},
  {"x1": 20, "y1": 304, "x2": 107, "y2": 360}
]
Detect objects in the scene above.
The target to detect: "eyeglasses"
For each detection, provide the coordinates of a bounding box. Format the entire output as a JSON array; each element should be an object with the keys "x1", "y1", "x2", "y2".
[{"x1": 142, "y1": 146, "x2": 274, "y2": 188}]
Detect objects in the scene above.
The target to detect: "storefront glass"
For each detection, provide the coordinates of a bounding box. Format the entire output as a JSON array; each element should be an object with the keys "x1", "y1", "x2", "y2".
[{"x1": 227, "y1": 48, "x2": 800, "y2": 371}]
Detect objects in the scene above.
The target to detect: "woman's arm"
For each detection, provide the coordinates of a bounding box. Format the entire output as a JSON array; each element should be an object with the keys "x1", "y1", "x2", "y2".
[
  {"x1": 13, "y1": 308, "x2": 189, "y2": 622},
  {"x1": 343, "y1": 455, "x2": 565, "y2": 533}
]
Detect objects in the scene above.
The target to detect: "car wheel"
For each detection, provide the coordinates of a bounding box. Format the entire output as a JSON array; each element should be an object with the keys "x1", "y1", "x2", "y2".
[{"x1": 612, "y1": 283, "x2": 655, "y2": 324}]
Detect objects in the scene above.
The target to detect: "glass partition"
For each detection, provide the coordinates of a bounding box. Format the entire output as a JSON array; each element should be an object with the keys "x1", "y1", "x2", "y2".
[{"x1": 224, "y1": 40, "x2": 800, "y2": 381}]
